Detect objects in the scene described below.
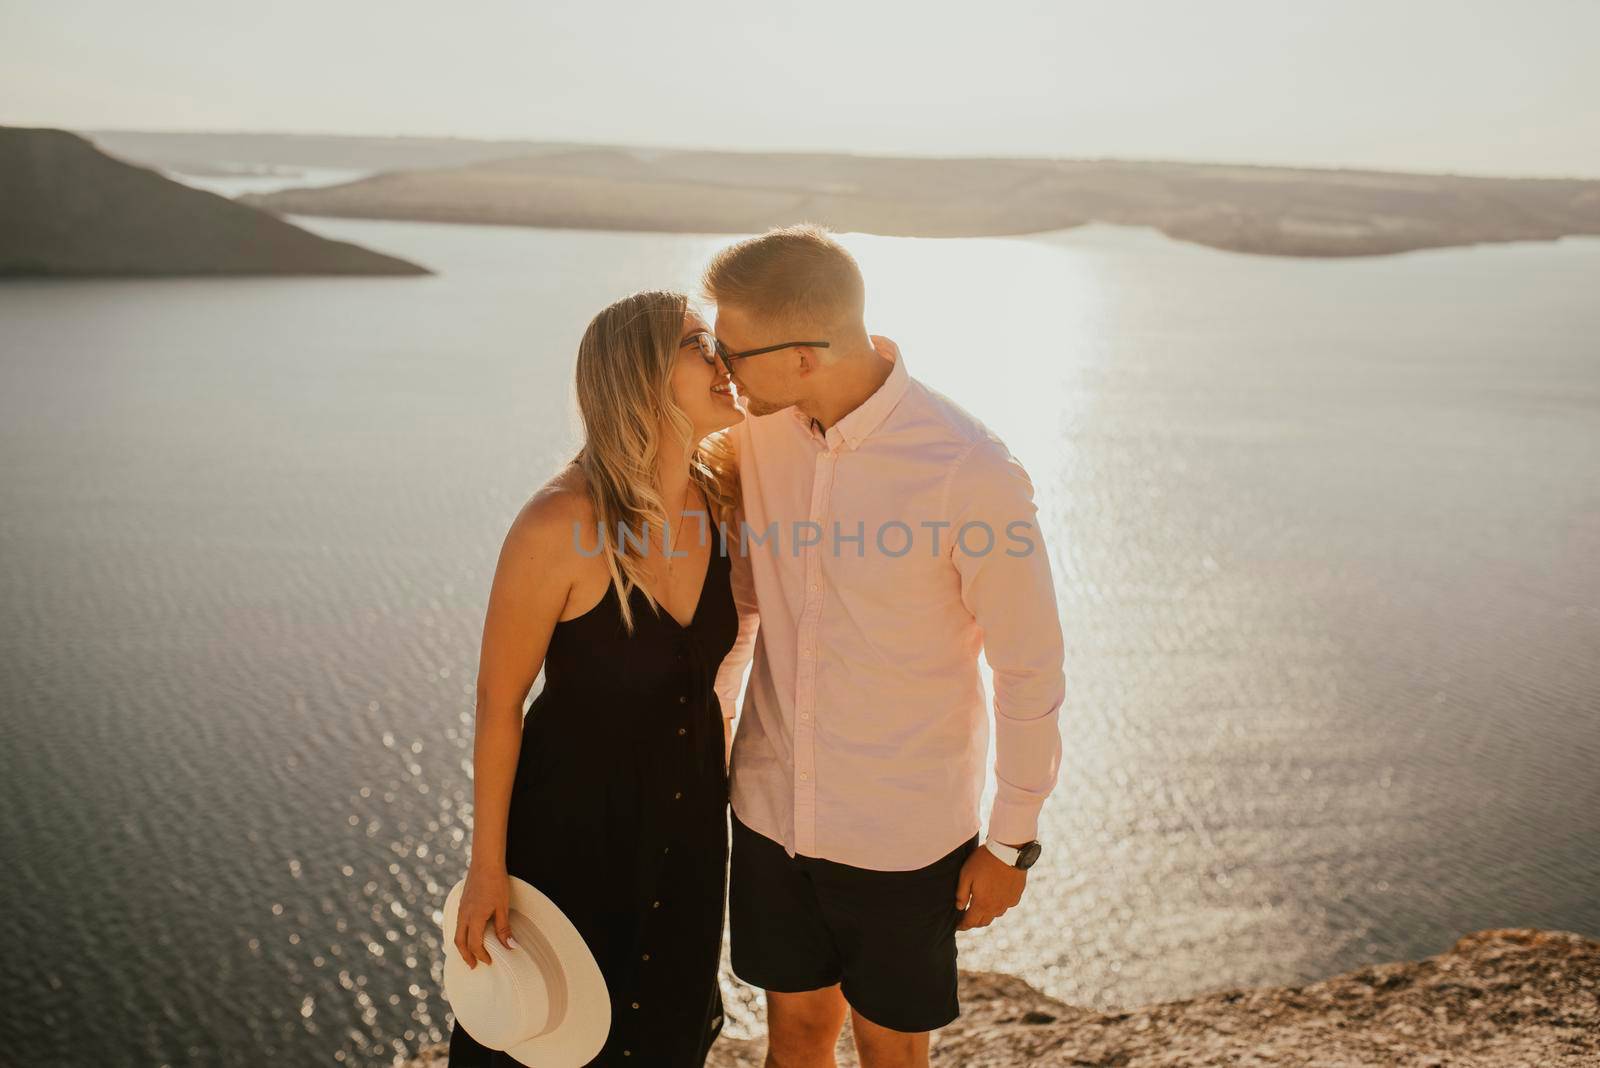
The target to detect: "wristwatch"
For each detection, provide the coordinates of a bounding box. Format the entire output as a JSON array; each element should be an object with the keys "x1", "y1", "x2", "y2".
[{"x1": 982, "y1": 836, "x2": 1042, "y2": 870}]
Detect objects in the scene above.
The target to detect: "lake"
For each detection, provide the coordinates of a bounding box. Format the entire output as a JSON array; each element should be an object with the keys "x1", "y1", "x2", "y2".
[{"x1": 1, "y1": 218, "x2": 1596, "y2": 1066}]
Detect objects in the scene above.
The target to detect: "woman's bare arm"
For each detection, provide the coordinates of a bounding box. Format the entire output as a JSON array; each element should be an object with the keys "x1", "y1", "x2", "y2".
[{"x1": 454, "y1": 481, "x2": 588, "y2": 966}]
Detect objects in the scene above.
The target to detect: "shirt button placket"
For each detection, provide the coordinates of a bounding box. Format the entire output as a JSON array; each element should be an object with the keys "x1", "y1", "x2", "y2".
[{"x1": 794, "y1": 448, "x2": 835, "y2": 857}]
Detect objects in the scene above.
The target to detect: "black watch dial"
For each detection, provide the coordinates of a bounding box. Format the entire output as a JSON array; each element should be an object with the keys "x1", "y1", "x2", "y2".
[{"x1": 1016, "y1": 841, "x2": 1043, "y2": 869}]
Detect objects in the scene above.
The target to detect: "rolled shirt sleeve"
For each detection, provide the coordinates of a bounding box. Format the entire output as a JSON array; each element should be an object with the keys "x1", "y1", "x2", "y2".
[{"x1": 947, "y1": 436, "x2": 1066, "y2": 847}]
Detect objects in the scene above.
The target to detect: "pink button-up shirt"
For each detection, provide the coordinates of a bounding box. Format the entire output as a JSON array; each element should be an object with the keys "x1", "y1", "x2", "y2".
[{"x1": 712, "y1": 338, "x2": 1066, "y2": 871}]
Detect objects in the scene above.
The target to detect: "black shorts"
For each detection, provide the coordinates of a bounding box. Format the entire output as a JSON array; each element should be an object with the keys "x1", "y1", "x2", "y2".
[{"x1": 727, "y1": 808, "x2": 980, "y2": 1033}]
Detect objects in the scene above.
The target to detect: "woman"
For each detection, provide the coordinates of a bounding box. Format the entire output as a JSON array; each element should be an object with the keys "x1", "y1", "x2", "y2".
[{"x1": 446, "y1": 290, "x2": 749, "y2": 1066}]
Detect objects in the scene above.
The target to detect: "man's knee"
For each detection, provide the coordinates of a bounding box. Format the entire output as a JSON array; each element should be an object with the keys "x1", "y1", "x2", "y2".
[
  {"x1": 849, "y1": 1003, "x2": 931, "y2": 1068},
  {"x1": 765, "y1": 985, "x2": 847, "y2": 1064}
]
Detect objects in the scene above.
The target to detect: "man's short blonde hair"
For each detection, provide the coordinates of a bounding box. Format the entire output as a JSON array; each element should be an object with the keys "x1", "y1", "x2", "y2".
[{"x1": 701, "y1": 223, "x2": 866, "y2": 332}]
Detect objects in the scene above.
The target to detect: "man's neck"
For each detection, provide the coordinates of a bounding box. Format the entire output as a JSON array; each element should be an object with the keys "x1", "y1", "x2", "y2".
[{"x1": 797, "y1": 345, "x2": 894, "y2": 432}]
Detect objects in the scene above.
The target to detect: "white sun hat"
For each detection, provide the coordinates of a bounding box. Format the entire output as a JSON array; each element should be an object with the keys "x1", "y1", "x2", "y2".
[{"x1": 440, "y1": 874, "x2": 611, "y2": 1066}]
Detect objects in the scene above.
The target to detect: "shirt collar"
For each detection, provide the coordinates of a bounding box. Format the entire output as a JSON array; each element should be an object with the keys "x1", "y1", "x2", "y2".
[{"x1": 792, "y1": 337, "x2": 910, "y2": 451}]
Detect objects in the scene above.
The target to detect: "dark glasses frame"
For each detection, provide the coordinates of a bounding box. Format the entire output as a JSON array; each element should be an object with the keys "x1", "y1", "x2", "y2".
[{"x1": 680, "y1": 331, "x2": 830, "y2": 374}]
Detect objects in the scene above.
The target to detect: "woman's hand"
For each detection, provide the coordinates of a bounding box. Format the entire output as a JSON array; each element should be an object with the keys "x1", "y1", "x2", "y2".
[{"x1": 453, "y1": 864, "x2": 517, "y2": 969}]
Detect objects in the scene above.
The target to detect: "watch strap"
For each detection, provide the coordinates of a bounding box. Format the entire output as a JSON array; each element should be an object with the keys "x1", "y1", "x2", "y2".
[{"x1": 982, "y1": 836, "x2": 1023, "y2": 867}]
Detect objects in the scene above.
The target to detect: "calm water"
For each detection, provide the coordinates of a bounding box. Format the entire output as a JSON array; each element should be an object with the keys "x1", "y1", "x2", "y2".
[
  {"x1": 2, "y1": 219, "x2": 1597, "y2": 1066},
  {"x1": 159, "y1": 166, "x2": 376, "y2": 199}
]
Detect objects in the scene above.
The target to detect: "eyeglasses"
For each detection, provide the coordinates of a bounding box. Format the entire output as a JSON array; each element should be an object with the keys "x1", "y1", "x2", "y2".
[
  {"x1": 679, "y1": 332, "x2": 722, "y2": 369},
  {"x1": 680, "y1": 331, "x2": 830, "y2": 375}
]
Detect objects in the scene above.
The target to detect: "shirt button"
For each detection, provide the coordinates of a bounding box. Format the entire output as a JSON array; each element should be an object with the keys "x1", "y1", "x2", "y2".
[
  {"x1": 677, "y1": 727, "x2": 687, "y2": 736},
  {"x1": 631, "y1": 1002, "x2": 640, "y2": 1009},
  {"x1": 623, "y1": 1051, "x2": 631, "y2": 1057},
  {"x1": 809, "y1": 583, "x2": 818, "y2": 591},
  {"x1": 674, "y1": 791, "x2": 683, "y2": 800},
  {"x1": 642, "y1": 953, "x2": 650, "y2": 961},
  {"x1": 652, "y1": 900, "x2": 661, "y2": 908},
  {"x1": 800, "y1": 772, "x2": 809, "y2": 781},
  {"x1": 678, "y1": 695, "x2": 688, "y2": 703},
  {"x1": 663, "y1": 846, "x2": 670, "y2": 854},
  {"x1": 801, "y1": 712, "x2": 810, "y2": 721}
]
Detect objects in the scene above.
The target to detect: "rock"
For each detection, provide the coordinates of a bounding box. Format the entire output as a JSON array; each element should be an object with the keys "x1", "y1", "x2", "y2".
[{"x1": 402, "y1": 927, "x2": 1599, "y2": 1067}]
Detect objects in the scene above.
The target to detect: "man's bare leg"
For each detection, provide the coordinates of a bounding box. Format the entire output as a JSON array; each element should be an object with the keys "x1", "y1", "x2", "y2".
[
  {"x1": 764, "y1": 985, "x2": 849, "y2": 1068},
  {"x1": 849, "y1": 1004, "x2": 930, "y2": 1068}
]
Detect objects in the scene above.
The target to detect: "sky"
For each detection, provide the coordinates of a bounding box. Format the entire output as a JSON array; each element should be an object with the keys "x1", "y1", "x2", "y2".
[{"x1": 3, "y1": 0, "x2": 1598, "y2": 178}]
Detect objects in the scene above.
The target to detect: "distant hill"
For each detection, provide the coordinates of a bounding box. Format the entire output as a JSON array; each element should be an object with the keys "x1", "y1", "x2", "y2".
[
  {"x1": 209, "y1": 142, "x2": 1600, "y2": 257},
  {"x1": 0, "y1": 127, "x2": 430, "y2": 277}
]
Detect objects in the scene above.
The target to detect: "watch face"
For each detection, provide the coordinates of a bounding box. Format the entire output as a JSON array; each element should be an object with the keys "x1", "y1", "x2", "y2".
[{"x1": 1017, "y1": 841, "x2": 1043, "y2": 869}]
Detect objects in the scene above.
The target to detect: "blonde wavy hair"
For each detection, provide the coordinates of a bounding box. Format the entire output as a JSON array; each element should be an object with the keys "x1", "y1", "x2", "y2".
[{"x1": 568, "y1": 289, "x2": 740, "y2": 634}]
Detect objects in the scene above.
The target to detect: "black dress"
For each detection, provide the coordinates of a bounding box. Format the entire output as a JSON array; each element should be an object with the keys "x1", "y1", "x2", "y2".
[{"x1": 448, "y1": 516, "x2": 737, "y2": 1067}]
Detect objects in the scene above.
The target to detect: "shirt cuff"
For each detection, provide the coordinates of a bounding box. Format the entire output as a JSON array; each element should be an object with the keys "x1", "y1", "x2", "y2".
[{"x1": 986, "y1": 795, "x2": 1046, "y2": 846}]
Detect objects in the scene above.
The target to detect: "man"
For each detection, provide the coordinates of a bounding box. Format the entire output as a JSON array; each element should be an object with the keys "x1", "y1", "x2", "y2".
[{"x1": 707, "y1": 224, "x2": 1066, "y2": 1068}]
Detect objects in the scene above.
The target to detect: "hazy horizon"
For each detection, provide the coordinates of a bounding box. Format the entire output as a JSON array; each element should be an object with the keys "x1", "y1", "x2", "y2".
[{"x1": 4, "y1": 0, "x2": 1599, "y2": 180}]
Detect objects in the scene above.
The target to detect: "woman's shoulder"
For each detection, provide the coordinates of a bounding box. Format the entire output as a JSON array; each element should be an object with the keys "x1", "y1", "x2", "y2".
[{"x1": 505, "y1": 463, "x2": 599, "y2": 564}]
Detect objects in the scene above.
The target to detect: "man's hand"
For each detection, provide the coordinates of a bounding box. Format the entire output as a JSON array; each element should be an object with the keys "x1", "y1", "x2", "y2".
[{"x1": 954, "y1": 842, "x2": 1028, "y2": 931}]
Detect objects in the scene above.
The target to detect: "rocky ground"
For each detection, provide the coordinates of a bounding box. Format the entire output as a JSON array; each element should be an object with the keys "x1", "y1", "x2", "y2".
[{"x1": 406, "y1": 927, "x2": 1598, "y2": 1067}]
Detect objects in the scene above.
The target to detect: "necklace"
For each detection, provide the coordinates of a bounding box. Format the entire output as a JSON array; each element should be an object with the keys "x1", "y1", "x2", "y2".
[{"x1": 662, "y1": 481, "x2": 694, "y2": 574}]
